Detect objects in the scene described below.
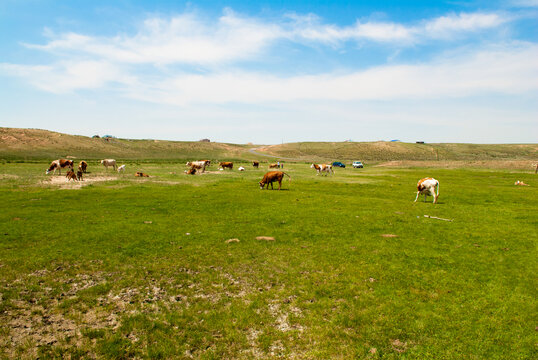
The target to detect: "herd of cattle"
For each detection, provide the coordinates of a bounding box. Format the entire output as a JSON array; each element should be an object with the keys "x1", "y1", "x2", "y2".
[{"x1": 44, "y1": 158, "x2": 441, "y2": 203}]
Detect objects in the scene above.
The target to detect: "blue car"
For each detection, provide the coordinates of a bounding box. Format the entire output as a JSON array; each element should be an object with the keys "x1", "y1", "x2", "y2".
[{"x1": 332, "y1": 161, "x2": 346, "y2": 168}]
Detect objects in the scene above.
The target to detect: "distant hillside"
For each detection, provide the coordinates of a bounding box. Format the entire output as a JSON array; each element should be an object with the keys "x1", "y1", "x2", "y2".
[
  {"x1": 0, "y1": 128, "x2": 253, "y2": 161},
  {"x1": 1, "y1": 128, "x2": 536, "y2": 162},
  {"x1": 254, "y1": 141, "x2": 538, "y2": 161}
]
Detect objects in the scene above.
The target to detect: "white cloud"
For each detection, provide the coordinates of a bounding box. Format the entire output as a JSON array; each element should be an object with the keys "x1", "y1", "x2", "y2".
[
  {"x1": 19, "y1": 10, "x2": 512, "y2": 66},
  {"x1": 120, "y1": 43, "x2": 538, "y2": 105},
  {"x1": 3, "y1": 42, "x2": 536, "y2": 101},
  {"x1": 25, "y1": 10, "x2": 283, "y2": 65},
  {"x1": 0, "y1": 61, "x2": 134, "y2": 93},
  {"x1": 294, "y1": 12, "x2": 509, "y2": 44}
]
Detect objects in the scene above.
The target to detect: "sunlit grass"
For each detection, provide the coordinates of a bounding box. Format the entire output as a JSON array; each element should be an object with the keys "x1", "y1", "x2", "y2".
[{"x1": 0, "y1": 162, "x2": 536, "y2": 359}]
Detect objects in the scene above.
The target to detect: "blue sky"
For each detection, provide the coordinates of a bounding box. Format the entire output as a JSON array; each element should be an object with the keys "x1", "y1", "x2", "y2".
[{"x1": 1, "y1": 0, "x2": 537, "y2": 143}]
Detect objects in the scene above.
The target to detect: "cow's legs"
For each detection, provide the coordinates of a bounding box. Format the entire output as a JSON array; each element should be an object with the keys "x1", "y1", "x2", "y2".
[
  {"x1": 414, "y1": 191, "x2": 420, "y2": 202},
  {"x1": 424, "y1": 194, "x2": 427, "y2": 202},
  {"x1": 270, "y1": 182, "x2": 273, "y2": 190},
  {"x1": 278, "y1": 180, "x2": 282, "y2": 190}
]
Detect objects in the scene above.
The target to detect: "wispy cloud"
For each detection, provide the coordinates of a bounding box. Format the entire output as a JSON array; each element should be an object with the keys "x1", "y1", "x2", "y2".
[
  {"x1": 25, "y1": 10, "x2": 283, "y2": 65},
  {"x1": 291, "y1": 12, "x2": 508, "y2": 44},
  {"x1": 19, "y1": 10, "x2": 511, "y2": 66},
  {"x1": 122, "y1": 43, "x2": 538, "y2": 105},
  {"x1": 0, "y1": 61, "x2": 134, "y2": 93},
  {"x1": 0, "y1": 9, "x2": 531, "y2": 102}
]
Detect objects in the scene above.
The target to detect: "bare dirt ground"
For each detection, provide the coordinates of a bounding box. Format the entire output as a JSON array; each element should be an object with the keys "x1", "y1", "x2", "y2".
[{"x1": 42, "y1": 175, "x2": 117, "y2": 189}]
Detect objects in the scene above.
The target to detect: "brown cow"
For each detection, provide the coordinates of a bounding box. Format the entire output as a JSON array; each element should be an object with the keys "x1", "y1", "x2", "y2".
[
  {"x1": 135, "y1": 172, "x2": 149, "y2": 177},
  {"x1": 78, "y1": 161, "x2": 88, "y2": 173},
  {"x1": 185, "y1": 167, "x2": 197, "y2": 175},
  {"x1": 76, "y1": 170, "x2": 83, "y2": 181},
  {"x1": 46, "y1": 159, "x2": 74, "y2": 175},
  {"x1": 269, "y1": 163, "x2": 279, "y2": 169},
  {"x1": 219, "y1": 162, "x2": 233, "y2": 170},
  {"x1": 259, "y1": 171, "x2": 291, "y2": 190},
  {"x1": 65, "y1": 170, "x2": 78, "y2": 181},
  {"x1": 252, "y1": 161, "x2": 259, "y2": 168}
]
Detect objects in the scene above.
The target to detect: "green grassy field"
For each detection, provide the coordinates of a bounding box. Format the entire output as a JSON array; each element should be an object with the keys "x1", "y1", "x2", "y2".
[{"x1": 0, "y1": 161, "x2": 536, "y2": 359}]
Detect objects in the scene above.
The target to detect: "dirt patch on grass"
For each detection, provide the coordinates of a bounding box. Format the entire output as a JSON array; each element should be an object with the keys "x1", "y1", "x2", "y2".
[{"x1": 42, "y1": 175, "x2": 117, "y2": 189}]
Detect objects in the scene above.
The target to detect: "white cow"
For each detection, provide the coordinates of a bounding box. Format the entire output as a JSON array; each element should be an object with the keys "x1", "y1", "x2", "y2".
[
  {"x1": 186, "y1": 161, "x2": 207, "y2": 173},
  {"x1": 311, "y1": 163, "x2": 333, "y2": 176},
  {"x1": 117, "y1": 164, "x2": 126, "y2": 173},
  {"x1": 101, "y1": 159, "x2": 117, "y2": 171},
  {"x1": 414, "y1": 178, "x2": 439, "y2": 204}
]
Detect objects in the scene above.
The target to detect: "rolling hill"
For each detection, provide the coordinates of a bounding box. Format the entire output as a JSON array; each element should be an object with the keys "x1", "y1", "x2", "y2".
[{"x1": 1, "y1": 127, "x2": 536, "y2": 163}]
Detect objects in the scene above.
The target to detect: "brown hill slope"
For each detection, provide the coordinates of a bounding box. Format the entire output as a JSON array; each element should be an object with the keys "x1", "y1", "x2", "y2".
[
  {"x1": 1, "y1": 128, "x2": 536, "y2": 162},
  {"x1": 0, "y1": 128, "x2": 252, "y2": 161}
]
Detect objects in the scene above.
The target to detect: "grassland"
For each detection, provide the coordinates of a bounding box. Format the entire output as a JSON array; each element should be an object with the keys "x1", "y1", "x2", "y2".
[
  {"x1": 0, "y1": 160, "x2": 536, "y2": 359},
  {"x1": 255, "y1": 141, "x2": 538, "y2": 162}
]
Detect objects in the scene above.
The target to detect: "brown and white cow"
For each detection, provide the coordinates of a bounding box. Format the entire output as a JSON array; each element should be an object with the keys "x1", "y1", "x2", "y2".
[
  {"x1": 78, "y1": 161, "x2": 88, "y2": 173},
  {"x1": 135, "y1": 172, "x2": 149, "y2": 177},
  {"x1": 186, "y1": 161, "x2": 207, "y2": 173},
  {"x1": 101, "y1": 159, "x2": 117, "y2": 171},
  {"x1": 199, "y1": 160, "x2": 211, "y2": 167},
  {"x1": 46, "y1": 159, "x2": 74, "y2": 175},
  {"x1": 252, "y1": 161, "x2": 259, "y2": 168},
  {"x1": 311, "y1": 163, "x2": 333, "y2": 176},
  {"x1": 269, "y1": 163, "x2": 279, "y2": 169},
  {"x1": 219, "y1": 161, "x2": 233, "y2": 170},
  {"x1": 414, "y1": 178, "x2": 439, "y2": 204},
  {"x1": 65, "y1": 170, "x2": 78, "y2": 181},
  {"x1": 259, "y1": 171, "x2": 290, "y2": 190}
]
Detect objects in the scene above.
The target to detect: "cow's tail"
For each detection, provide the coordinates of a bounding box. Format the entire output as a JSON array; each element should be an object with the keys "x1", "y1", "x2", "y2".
[
  {"x1": 282, "y1": 172, "x2": 291, "y2": 183},
  {"x1": 436, "y1": 181, "x2": 440, "y2": 196}
]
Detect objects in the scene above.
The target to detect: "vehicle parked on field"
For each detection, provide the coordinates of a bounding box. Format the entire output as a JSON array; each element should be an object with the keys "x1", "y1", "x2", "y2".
[
  {"x1": 352, "y1": 161, "x2": 364, "y2": 168},
  {"x1": 332, "y1": 161, "x2": 346, "y2": 168}
]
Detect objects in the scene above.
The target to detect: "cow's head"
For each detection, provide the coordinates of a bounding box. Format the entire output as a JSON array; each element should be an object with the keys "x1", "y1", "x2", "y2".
[{"x1": 259, "y1": 181, "x2": 265, "y2": 189}]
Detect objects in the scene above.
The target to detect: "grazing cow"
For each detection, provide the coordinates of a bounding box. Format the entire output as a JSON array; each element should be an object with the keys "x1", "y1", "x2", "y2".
[
  {"x1": 252, "y1": 161, "x2": 259, "y2": 168},
  {"x1": 101, "y1": 159, "x2": 117, "y2": 171},
  {"x1": 259, "y1": 171, "x2": 291, "y2": 190},
  {"x1": 65, "y1": 170, "x2": 78, "y2": 181},
  {"x1": 269, "y1": 163, "x2": 279, "y2": 169},
  {"x1": 117, "y1": 164, "x2": 126, "y2": 173},
  {"x1": 135, "y1": 172, "x2": 149, "y2": 177},
  {"x1": 186, "y1": 161, "x2": 207, "y2": 173},
  {"x1": 78, "y1": 161, "x2": 88, "y2": 173},
  {"x1": 238, "y1": 166, "x2": 245, "y2": 171},
  {"x1": 185, "y1": 167, "x2": 197, "y2": 175},
  {"x1": 76, "y1": 170, "x2": 83, "y2": 181},
  {"x1": 514, "y1": 180, "x2": 529, "y2": 186},
  {"x1": 46, "y1": 159, "x2": 74, "y2": 175},
  {"x1": 414, "y1": 178, "x2": 439, "y2": 204},
  {"x1": 219, "y1": 162, "x2": 233, "y2": 170},
  {"x1": 311, "y1": 163, "x2": 333, "y2": 176}
]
